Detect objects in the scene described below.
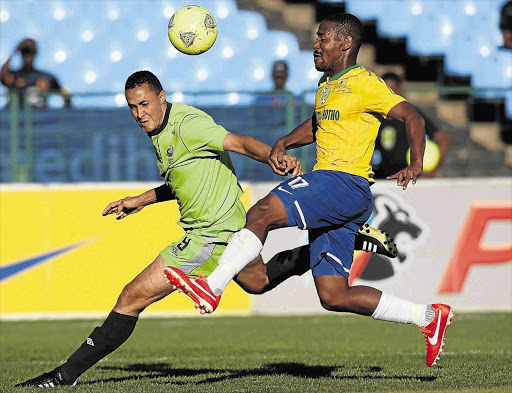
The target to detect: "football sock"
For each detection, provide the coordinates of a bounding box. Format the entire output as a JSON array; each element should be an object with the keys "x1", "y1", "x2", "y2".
[
  {"x1": 264, "y1": 245, "x2": 311, "y2": 292},
  {"x1": 57, "y1": 311, "x2": 138, "y2": 382},
  {"x1": 371, "y1": 293, "x2": 433, "y2": 327},
  {"x1": 207, "y1": 228, "x2": 263, "y2": 296}
]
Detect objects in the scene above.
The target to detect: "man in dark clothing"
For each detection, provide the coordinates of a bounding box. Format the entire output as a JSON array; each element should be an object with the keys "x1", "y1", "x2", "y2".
[{"x1": 0, "y1": 38, "x2": 71, "y2": 108}]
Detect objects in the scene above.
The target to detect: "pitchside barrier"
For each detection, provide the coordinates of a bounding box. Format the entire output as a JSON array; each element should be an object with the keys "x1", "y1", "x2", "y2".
[
  {"x1": 1, "y1": 87, "x2": 511, "y2": 184},
  {"x1": 0, "y1": 178, "x2": 510, "y2": 319}
]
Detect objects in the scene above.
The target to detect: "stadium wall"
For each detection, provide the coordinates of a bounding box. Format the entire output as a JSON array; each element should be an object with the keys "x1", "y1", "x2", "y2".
[{"x1": 0, "y1": 179, "x2": 511, "y2": 320}]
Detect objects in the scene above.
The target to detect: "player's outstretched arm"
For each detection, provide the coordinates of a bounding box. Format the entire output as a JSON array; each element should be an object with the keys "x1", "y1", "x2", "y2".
[
  {"x1": 223, "y1": 133, "x2": 302, "y2": 177},
  {"x1": 102, "y1": 184, "x2": 174, "y2": 220},
  {"x1": 269, "y1": 117, "x2": 315, "y2": 172},
  {"x1": 385, "y1": 102, "x2": 425, "y2": 190}
]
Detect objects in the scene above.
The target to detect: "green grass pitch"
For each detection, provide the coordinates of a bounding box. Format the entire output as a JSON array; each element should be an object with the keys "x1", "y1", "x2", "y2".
[{"x1": 1, "y1": 313, "x2": 511, "y2": 392}]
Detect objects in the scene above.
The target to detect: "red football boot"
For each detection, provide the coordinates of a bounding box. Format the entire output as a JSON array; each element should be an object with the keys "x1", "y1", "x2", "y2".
[
  {"x1": 419, "y1": 303, "x2": 454, "y2": 366},
  {"x1": 164, "y1": 266, "x2": 220, "y2": 314}
]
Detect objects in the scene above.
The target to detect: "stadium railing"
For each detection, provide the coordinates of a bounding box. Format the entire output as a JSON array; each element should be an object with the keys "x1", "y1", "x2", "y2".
[{"x1": 1, "y1": 87, "x2": 511, "y2": 183}]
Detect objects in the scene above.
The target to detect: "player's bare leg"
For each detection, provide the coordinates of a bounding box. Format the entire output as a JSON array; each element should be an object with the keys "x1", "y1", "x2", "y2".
[
  {"x1": 114, "y1": 255, "x2": 174, "y2": 316},
  {"x1": 16, "y1": 255, "x2": 174, "y2": 387},
  {"x1": 313, "y1": 274, "x2": 453, "y2": 366},
  {"x1": 314, "y1": 275, "x2": 382, "y2": 315}
]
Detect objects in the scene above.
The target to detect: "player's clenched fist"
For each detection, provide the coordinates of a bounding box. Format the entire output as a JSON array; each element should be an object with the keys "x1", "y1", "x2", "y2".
[{"x1": 281, "y1": 154, "x2": 303, "y2": 177}]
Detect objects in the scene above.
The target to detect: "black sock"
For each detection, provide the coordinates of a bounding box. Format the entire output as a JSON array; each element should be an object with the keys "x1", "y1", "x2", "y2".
[
  {"x1": 265, "y1": 245, "x2": 311, "y2": 292},
  {"x1": 57, "y1": 311, "x2": 138, "y2": 382}
]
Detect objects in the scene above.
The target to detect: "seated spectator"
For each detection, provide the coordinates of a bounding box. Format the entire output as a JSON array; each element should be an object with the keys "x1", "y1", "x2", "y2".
[
  {"x1": 372, "y1": 72, "x2": 451, "y2": 179},
  {"x1": 0, "y1": 38, "x2": 71, "y2": 108}
]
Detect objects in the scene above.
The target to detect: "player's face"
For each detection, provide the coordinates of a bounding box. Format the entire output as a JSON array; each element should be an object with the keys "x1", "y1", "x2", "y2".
[
  {"x1": 125, "y1": 83, "x2": 166, "y2": 133},
  {"x1": 313, "y1": 21, "x2": 345, "y2": 76}
]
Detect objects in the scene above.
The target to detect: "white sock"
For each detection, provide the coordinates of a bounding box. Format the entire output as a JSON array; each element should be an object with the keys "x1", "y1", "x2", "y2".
[
  {"x1": 207, "y1": 228, "x2": 263, "y2": 296},
  {"x1": 371, "y1": 293, "x2": 432, "y2": 327}
]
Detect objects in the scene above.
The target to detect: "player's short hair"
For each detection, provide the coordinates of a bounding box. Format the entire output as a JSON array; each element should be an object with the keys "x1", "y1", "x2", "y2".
[
  {"x1": 382, "y1": 72, "x2": 403, "y2": 85},
  {"x1": 323, "y1": 13, "x2": 364, "y2": 51},
  {"x1": 125, "y1": 70, "x2": 163, "y2": 94}
]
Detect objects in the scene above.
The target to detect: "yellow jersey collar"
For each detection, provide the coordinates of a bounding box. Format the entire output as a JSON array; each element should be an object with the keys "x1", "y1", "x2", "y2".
[{"x1": 327, "y1": 64, "x2": 361, "y2": 82}]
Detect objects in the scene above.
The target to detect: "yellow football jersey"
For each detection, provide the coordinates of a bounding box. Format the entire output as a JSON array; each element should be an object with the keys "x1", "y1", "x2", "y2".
[{"x1": 313, "y1": 64, "x2": 406, "y2": 181}]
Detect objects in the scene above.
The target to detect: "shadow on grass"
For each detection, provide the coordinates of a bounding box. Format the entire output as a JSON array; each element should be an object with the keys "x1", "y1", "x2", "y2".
[{"x1": 93, "y1": 362, "x2": 436, "y2": 385}]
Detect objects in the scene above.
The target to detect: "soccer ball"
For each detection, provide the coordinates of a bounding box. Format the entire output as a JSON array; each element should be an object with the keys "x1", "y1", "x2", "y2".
[{"x1": 168, "y1": 5, "x2": 218, "y2": 55}]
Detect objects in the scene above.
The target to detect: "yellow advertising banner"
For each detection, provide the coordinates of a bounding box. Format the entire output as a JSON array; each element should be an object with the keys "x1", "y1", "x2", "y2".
[{"x1": 0, "y1": 184, "x2": 252, "y2": 318}]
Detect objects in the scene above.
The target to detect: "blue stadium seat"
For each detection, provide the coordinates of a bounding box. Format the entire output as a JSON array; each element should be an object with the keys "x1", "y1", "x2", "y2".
[
  {"x1": 287, "y1": 51, "x2": 322, "y2": 96},
  {"x1": 0, "y1": 0, "x2": 506, "y2": 106},
  {"x1": 266, "y1": 30, "x2": 300, "y2": 62},
  {"x1": 236, "y1": 11, "x2": 268, "y2": 42},
  {"x1": 444, "y1": 34, "x2": 474, "y2": 76},
  {"x1": 406, "y1": 1, "x2": 447, "y2": 56},
  {"x1": 376, "y1": 0, "x2": 409, "y2": 38},
  {"x1": 344, "y1": 0, "x2": 382, "y2": 20},
  {"x1": 472, "y1": 48, "x2": 512, "y2": 99}
]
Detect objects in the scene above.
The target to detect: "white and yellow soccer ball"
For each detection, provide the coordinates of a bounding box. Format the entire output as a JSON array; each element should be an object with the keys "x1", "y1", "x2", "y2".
[{"x1": 168, "y1": 5, "x2": 218, "y2": 55}]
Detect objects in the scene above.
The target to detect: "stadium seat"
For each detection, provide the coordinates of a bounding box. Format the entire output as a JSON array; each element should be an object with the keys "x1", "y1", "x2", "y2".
[
  {"x1": 376, "y1": 0, "x2": 409, "y2": 38},
  {"x1": 444, "y1": 34, "x2": 474, "y2": 76},
  {"x1": 0, "y1": 0, "x2": 507, "y2": 105},
  {"x1": 287, "y1": 51, "x2": 322, "y2": 96},
  {"x1": 266, "y1": 30, "x2": 300, "y2": 61},
  {"x1": 472, "y1": 48, "x2": 512, "y2": 99},
  {"x1": 344, "y1": 0, "x2": 382, "y2": 20},
  {"x1": 236, "y1": 11, "x2": 268, "y2": 42}
]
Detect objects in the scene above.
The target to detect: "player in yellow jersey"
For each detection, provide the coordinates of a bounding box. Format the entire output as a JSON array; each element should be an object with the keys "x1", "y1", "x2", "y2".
[{"x1": 168, "y1": 13, "x2": 454, "y2": 367}]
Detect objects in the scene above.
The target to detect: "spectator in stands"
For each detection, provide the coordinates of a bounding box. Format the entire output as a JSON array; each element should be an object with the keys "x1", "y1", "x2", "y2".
[
  {"x1": 271, "y1": 60, "x2": 289, "y2": 91},
  {"x1": 372, "y1": 72, "x2": 451, "y2": 179},
  {"x1": 0, "y1": 38, "x2": 71, "y2": 109},
  {"x1": 259, "y1": 60, "x2": 293, "y2": 107},
  {"x1": 500, "y1": 0, "x2": 512, "y2": 49},
  {"x1": 269, "y1": 60, "x2": 303, "y2": 108}
]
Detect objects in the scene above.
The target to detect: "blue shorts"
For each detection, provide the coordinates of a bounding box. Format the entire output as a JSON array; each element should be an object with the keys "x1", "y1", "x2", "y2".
[{"x1": 270, "y1": 170, "x2": 373, "y2": 278}]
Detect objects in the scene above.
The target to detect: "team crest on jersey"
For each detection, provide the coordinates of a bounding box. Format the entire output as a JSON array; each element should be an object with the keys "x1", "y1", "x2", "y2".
[
  {"x1": 166, "y1": 146, "x2": 174, "y2": 165},
  {"x1": 320, "y1": 85, "x2": 331, "y2": 105},
  {"x1": 333, "y1": 79, "x2": 351, "y2": 93}
]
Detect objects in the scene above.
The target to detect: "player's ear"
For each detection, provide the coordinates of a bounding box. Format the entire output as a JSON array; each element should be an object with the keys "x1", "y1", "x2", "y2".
[
  {"x1": 159, "y1": 90, "x2": 166, "y2": 104},
  {"x1": 342, "y1": 36, "x2": 352, "y2": 51}
]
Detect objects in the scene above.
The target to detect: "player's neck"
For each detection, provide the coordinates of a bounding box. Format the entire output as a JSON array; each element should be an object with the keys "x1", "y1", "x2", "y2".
[
  {"x1": 327, "y1": 60, "x2": 356, "y2": 78},
  {"x1": 157, "y1": 102, "x2": 168, "y2": 128}
]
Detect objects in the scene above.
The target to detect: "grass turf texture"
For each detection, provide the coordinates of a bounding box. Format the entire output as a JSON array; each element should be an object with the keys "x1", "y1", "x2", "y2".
[{"x1": 1, "y1": 313, "x2": 510, "y2": 392}]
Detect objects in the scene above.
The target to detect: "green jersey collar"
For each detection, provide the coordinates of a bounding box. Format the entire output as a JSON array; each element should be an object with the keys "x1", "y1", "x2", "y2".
[
  {"x1": 328, "y1": 64, "x2": 361, "y2": 82},
  {"x1": 149, "y1": 102, "x2": 171, "y2": 137}
]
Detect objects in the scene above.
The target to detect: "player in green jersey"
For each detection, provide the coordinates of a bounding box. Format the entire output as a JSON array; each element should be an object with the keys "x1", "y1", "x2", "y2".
[{"x1": 17, "y1": 70, "x2": 395, "y2": 387}]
